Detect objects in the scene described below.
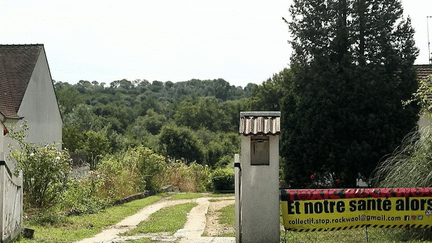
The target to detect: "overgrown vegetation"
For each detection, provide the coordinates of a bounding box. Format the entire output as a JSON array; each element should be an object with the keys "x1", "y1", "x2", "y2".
[
  {"x1": 369, "y1": 75, "x2": 432, "y2": 241},
  {"x1": 372, "y1": 127, "x2": 432, "y2": 188},
  {"x1": 211, "y1": 167, "x2": 235, "y2": 192},
  {"x1": 7, "y1": 77, "x2": 248, "y2": 214},
  {"x1": 96, "y1": 146, "x2": 166, "y2": 199},
  {"x1": 155, "y1": 161, "x2": 212, "y2": 192},
  {"x1": 8, "y1": 78, "x2": 245, "y2": 218},
  {"x1": 9, "y1": 123, "x2": 70, "y2": 209},
  {"x1": 17, "y1": 195, "x2": 162, "y2": 242},
  {"x1": 27, "y1": 79, "x2": 245, "y2": 217},
  {"x1": 372, "y1": 75, "x2": 432, "y2": 189},
  {"x1": 7, "y1": 122, "x2": 233, "y2": 240}
]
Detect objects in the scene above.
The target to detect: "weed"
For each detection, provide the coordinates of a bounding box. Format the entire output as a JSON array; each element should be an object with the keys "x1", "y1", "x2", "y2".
[
  {"x1": 155, "y1": 160, "x2": 212, "y2": 192},
  {"x1": 218, "y1": 204, "x2": 235, "y2": 227}
]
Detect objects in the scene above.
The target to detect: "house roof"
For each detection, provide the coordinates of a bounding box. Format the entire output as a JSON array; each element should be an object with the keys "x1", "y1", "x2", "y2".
[
  {"x1": 414, "y1": 64, "x2": 432, "y2": 82},
  {"x1": 0, "y1": 44, "x2": 43, "y2": 119},
  {"x1": 239, "y1": 111, "x2": 281, "y2": 136}
]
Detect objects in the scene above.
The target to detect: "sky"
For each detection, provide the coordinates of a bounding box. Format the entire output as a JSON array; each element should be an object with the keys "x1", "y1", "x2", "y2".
[{"x1": 1, "y1": 0, "x2": 431, "y2": 88}]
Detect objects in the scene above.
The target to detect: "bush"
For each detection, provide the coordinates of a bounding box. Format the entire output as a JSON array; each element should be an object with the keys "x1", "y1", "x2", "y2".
[
  {"x1": 8, "y1": 124, "x2": 70, "y2": 209},
  {"x1": 372, "y1": 127, "x2": 432, "y2": 188},
  {"x1": 95, "y1": 155, "x2": 141, "y2": 200},
  {"x1": 155, "y1": 160, "x2": 212, "y2": 192},
  {"x1": 57, "y1": 178, "x2": 107, "y2": 215},
  {"x1": 78, "y1": 130, "x2": 111, "y2": 170},
  {"x1": 211, "y1": 167, "x2": 234, "y2": 192},
  {"x1": 123, "y1": 146, "x2": 166, "y2": 191},
  {"x1": 371, "y1": 127, "x2": 432, "y2": 241},
  {"x1": 95, "y1": 146, "x2": 166, "y2": 200},
  {"x1": 29, "y1": 210, "x2": 68, "y2": 226}
]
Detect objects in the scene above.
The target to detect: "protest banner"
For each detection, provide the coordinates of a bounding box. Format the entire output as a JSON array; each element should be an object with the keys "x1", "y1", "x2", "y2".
[{"x1": 281, "y1": 188, "x2": 432, "y2": 231}]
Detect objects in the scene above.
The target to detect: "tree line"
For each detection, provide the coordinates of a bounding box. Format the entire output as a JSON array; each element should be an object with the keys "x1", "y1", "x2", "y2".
[{"x1": 56, "y1": 78, "x2": 255, "y2": 169}]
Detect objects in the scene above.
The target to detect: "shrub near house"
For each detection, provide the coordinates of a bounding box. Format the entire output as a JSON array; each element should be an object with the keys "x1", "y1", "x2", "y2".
[{"x1": 9, "y1": 124, "x2": 69, "y2": 209}]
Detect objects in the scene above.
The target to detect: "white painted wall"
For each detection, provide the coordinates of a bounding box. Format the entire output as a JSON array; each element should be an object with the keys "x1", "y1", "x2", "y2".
[
  {"x1": 418, "y1": 113, "x2": 432, "y2": 131},
  {"x1": 3, "y1": 48, "x2": 62, "y2": 172},
  {"x1": 17, "y1": 48, "x2": 62, "y2": 147},
  {"x1": 240, "y1": 135, "x2": 279, "y2": 243}
]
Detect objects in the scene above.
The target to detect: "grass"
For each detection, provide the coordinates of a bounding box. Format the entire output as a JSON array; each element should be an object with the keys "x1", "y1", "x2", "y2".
[
  {"x1": 16, "y1": 192, "x2": 432, "y2": 242},
  {"x1": 281, "y1": 227, "x2": 432, "y2": 242},
  {"x1": 208, "y1": 193, "x2": 234, "y2": 198},
  {"x1": 215, "y1": 204, "x2": 236, "y2": 237},
  {"x1": 15, "y1": 195, "x2": 162, "y2": 243},
  {"x1": 169, "y1": 192, "x2": 234, "y2": 201},
  {"x1": 125, "y1": 238, "x2": 151, "y2": 243},
  {"x1": 218, "y1": 204, "x2": 235, "y2": 227},
  {"x1": 122, "y1": 202, "x2": 197, "y2": 235},
  {"x1": 169, "y1": 192, "x2": 202, "y2": 200}
]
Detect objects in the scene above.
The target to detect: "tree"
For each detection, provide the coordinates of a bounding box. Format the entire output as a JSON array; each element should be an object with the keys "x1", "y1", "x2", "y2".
[
  {"x1": 248, "y1": 68, "x2": 292, "y2": 111},
  {"x1": 158, "y1": 125, "x2": 203, "y2": 164},
  {"x1": 92, "y1": 102, "x2": 135, "y2": 133},
  {"x1": 55, "y1": 83, "x2": 83, "y2": 115},
  {"x1": 149, "y1": 80, "x2": 164, "y2": 93},
  {"x1": 198, "y1": 131, "x2": 240, "y2": 167},
  {"x1": 63, "y1": 104, "x2": 107, "y2": 132},
  {"x1": 128, "y1": 108, "x2": 167, "y2": 137},
  {"x1": 78, "y1": 130, "x2": 111, "y2": 169},
  {"x1": 62, "y1": 125, "x2": 84, "y2": 152},
  {"x1": 282, "y1": 0, "x2": 419, "y2": 188},
  {"x1": 213, "y1": 78, "x2": 230, "y2": 101},
  {"x1": 372, "y1": 75, "x2": 432, "y2": 188},
  {"x1": 174, "y1": 96, "x2": 227, "y2": 132}
]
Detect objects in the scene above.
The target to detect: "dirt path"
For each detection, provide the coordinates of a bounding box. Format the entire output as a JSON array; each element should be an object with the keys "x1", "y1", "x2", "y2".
[
  {"x1": 204, "y1": 199, "x2": 236, "y2": 237},
  {"x1": 74, "y1": 196, "x2": 235, "y2": 243}
]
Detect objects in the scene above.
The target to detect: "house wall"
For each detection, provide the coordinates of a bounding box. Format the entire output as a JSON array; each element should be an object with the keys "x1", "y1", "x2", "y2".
[
  {"x1": 18, "y1": 48, "x2": 62, "y2": 146},
  {"x1": 0, "y1": 123, "x2": 4, "y2": 161},
  {"x1": 418, "y1": 113, "x2": 432, "y2": 131},
  {"x1": 3, "y1": 48, "x2": 62, "y2": 171}
]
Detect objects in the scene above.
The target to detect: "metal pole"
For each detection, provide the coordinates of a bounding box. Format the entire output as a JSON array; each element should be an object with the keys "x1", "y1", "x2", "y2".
[
  {"x1": 234, "y1": 154, "x2": 241, "y2": 243},
  {"x1": 428, "y1": 16, "x2": 432, "y2": 64}
]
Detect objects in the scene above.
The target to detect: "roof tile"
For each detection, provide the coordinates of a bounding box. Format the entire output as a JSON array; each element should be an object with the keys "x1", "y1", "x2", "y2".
[
  {"x1": 0, "y1": 44, "x2": 43, "y2": 119},
  {"x1": 414, "y1": 64, "x2": 432, "y2": 82},
  {"x1": 239, "y1": 111, "x2": 281, "y2": 136}
]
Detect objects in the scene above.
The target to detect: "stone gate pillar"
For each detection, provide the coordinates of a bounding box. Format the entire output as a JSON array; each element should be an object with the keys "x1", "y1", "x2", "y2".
[{"x1": 237, "y1": 111, "x2": 280, "y2": 243}]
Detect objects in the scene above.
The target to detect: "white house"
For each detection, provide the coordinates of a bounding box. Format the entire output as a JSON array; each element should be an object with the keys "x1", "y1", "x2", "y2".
[{"x1": 0, "y1": 44, "x2": 62, "y2": 172}]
